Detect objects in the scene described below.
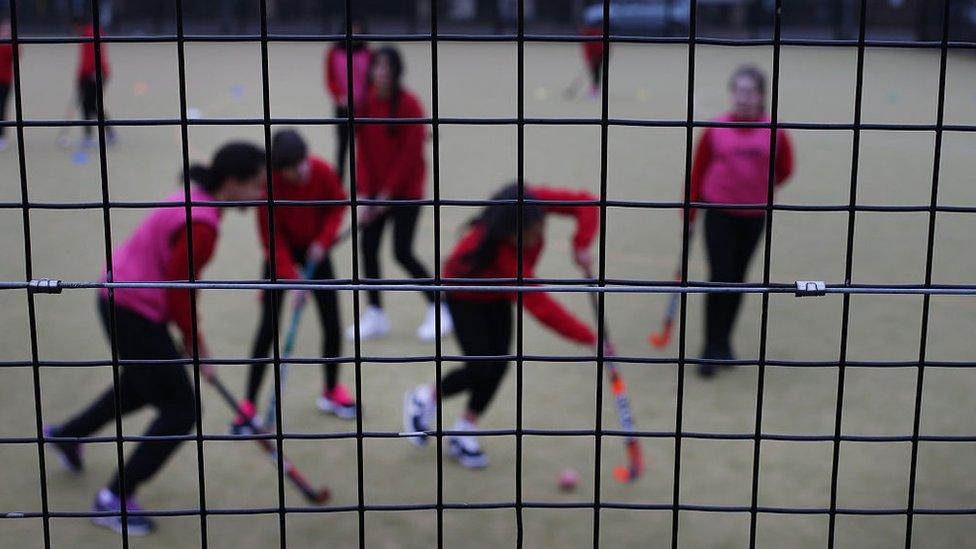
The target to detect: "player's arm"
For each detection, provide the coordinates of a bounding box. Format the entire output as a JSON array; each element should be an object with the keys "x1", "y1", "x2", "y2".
[
  {"x1": 687, "y1": 127, "x2": 713, "y2": 224},
  {"x1": 257, "y1": 204, "x2": 300, "y2": 280},
  {"x1": 165, "y1": 222, "x2": 218, "y2": 357}
]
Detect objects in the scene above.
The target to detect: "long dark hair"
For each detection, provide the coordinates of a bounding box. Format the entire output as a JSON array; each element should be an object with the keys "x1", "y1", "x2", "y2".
[
  {"x1": 372, "y1": 45, "x2": 404, "y2": 136},
  {"x1": 187, "y1": 141, "x2": 265, "y2": 194},
  {"x1": 460, "y1": 183, "x2": 545, "y2": 276}
]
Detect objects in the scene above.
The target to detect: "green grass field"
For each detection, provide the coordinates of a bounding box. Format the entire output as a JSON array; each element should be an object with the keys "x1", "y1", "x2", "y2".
[{"x1": 1, "y1": 39, "x2": 976, "y2": 548}]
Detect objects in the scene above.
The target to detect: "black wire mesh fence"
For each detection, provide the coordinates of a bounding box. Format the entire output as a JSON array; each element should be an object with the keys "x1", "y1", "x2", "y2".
[{"x1": 2, "y1": 0, "x2": 973, "y2": 547}]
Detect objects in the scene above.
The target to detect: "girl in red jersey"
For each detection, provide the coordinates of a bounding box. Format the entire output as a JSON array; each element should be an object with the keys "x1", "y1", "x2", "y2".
[
  {"x1": 239, "y1": 129, "x2": 356, "y2": 426},
  {"x1": 324, "y1": 19, "x2": 371, "y2": 180},
  {"x1": 73, "y1": 17, "x2": 115, "y2": 148},
  {"x1": 44, "y1": 142, "x2": 266, "y2": 536},
  {"x1": 580, "y1": 23, "x2": 606, "y2": 98},
  {"x1": 403, "y1": 183, "x2": 599, "y2": 468},
  {"x1": 349, "y1": 45, "x2": 452, "y2": 342},
  {"x1": 688, "y1": 65, "x2": 794, "y2": 377},
  {"x1": 0, "y1": 18, "x2": 14, "y2": 151}
]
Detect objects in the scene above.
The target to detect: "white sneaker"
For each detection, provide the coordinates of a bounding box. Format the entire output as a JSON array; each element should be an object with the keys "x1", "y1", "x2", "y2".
[
  {"x1": 0, "y1": 137, "x2": 8, "y2": 151},
  {"x1": 416, "y1": 303, "x2": 453, "y2": 342},
  {"x1": 56, "y1": 134, "x2": 72, "y2": 149},
  {"x1": 447, "y1": 418, "x2": 488, "y2": 469},
  {"x1": 80, "y1": 135, "x2": 96, "y2": 149},
  {"x1": 344, "y1": 305, "x2": 390, "y2": 341},
  {"x1": 402, "y1": 385, "x2": 435, "y2": 447}
]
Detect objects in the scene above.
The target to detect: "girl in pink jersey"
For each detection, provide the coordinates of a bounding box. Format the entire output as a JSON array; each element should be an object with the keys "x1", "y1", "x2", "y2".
[
  {"x1": 324, "y1": 19, "x2": 371, "y2": 180},
  {"x1": 688, "y1": 66, "x2": 795, "y2": 377},
  {"x1": 45, "y1": 142, "x2": 266, "y2": 536}
]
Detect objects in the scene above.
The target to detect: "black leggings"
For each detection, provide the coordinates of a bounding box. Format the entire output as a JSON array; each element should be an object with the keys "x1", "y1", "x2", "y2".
[
  {"x1": 79, "y1": 76, "x2": 110, "y2": 138},
  {"x1": 440, "y1": 297, "x2": 512, "y2": 415},
  {"x1": 335, "y1": 104, "x2": 350, "y2": 180},
  {"x1": 588, "y1": 54, "x2": 605, "y2": 89},
  {"x1": 59, "y1": 298, "x2": 196, "y2": 496},
  {"x1": 247, "y1": 253, "x2": 342, "y2": 403},
  {"x1": 360, "y1": 204, "x2": 434, "y2": 307},
  {"x1": 0, "y1": 83, "x2": 9, "y2": 138},
  {"x1": 703, "y1": 210, "x2": 765, "y2": 355}
]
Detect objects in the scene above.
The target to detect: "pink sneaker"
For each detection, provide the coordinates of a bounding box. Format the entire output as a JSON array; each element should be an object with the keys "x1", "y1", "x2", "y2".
[
  {"x1": 317, "y1": 384, "x2": 357, "y2": 420},
  {"x1": 229, "y1": 399, "x2": 260, "y2": 435}
]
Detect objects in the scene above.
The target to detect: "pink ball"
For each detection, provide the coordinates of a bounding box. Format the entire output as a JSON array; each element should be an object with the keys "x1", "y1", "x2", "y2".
[{"x1": 558, "y1": 468, "x2": 579, "y2": 491}]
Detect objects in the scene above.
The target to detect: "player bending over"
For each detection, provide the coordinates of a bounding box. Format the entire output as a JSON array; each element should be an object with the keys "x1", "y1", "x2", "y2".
[
  {"x1": 45, "y1": 142, "x2": 266, "y2": 536},
  {"x1": 689, "y1": 65, "x2": 794, "y2": 377},
  {"x1": 404, "y1": 183, "x2": 600, "y2": 468},
  {"x1": 236, "y1": 128, "x2": 355, "y2": 429}
]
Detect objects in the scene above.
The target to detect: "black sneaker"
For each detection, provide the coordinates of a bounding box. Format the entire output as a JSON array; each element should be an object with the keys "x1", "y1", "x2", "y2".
[{"x1": 44, "y1": 425, "x2": 83, "y2": 473}]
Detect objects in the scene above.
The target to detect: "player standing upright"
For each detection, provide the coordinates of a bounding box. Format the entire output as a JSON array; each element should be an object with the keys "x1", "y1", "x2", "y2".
[
  {"x1": 347, "y1": 45, "x2": 452, "y2": 342},
  {"x1": 73, "y1": 16, "x2": 116, "y2": 148},
  {"x1": 324, "y1": 19, "x2": 371, "y2": 181},
  {"x1": 688, "y1": 65, "x2": 794, "y2": 377}
]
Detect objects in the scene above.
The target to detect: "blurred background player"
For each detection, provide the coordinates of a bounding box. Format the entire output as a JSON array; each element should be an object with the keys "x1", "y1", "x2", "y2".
[
  {"x1": 687, "y1": 65, "x2": 794, "y2": 377},
  {"x1": 44, "y1": 142, "x2": 267, "y2": 536},
  {"x1": 324, "y1": 18, "x2": 371, "y2": 181},
  {"x1": 239, "y1": 129, "x2": 356, "y2": 427},
  {"x1": 0, "y1": 18, "x2": 14, "y2": 151},
  {"x1": 348, "y1": 45, "x2": 452, "y2": 342},
  {"x1": 72, "y1": 16, "x2": 116, "y2": 148},
  {"x1": 403, "y1": 183, "x2": 599, "y2": 468},
  {"x1": 580, "y1": 16, "x2": 606, "y2": 98}
]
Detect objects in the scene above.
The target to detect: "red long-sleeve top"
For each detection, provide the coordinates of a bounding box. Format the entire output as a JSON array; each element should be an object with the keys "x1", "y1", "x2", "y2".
[
  {"x1": 580, "y1": 25, "x2": 605, "y2": 66},
  {"x1": 0, "y1": 43, "x2": 14, "y2": 85},
  {"x1": 355, "y1": 88, "x2": 427, "y2": 199},
  {"x1": 78, "y1": 24, "x2": 110, "y2": 80},
  {"x1": 257, "y1": 155, "x2": 348, "y2": 280},
  {"x1": 442, "y1": 186, "x2": 599, "y2": 345},
  {"x1": 687, "y1": 115, "x2": 794, "y2": 223},
  {"x1": 165, "y1": 222, "x2": 218, "y2": 353}
]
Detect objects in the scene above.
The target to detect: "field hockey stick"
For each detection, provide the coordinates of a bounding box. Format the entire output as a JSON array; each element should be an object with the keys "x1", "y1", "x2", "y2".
[
  {"x1": 262, "y1": 260, "x2": 317, "y2": 429},
  {"x1": 563, "y1": 70, "x2": 585, "y2": 99},
  {"x1": 648, "y1": 225, "x2": 695, "y2": 349},
  {"x1": 583, "y1": 266, "x2": 645, "y2": 483},
  {"x1": 259, "y1": 220, "x2": 363, "y2": 429},
  {"x1": 204, "y1": 370, "x2": 331, "y2": 504}
]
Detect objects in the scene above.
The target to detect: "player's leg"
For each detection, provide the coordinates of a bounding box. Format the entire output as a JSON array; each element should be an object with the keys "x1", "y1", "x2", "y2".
[
  {"x1": 312, "y1": 254, "x2": 356, "y2": 419},
  {"x1": 445, "y1": 299, "x2": 511, "y2": 468},
  {"x1": 403, "y1": 296, "x2": 490, "y2": 446},
  {"x1": 239, "y1": 261, "x2": 284, "y2": 432},
  {"x1": 702, "y1": 209, "x2": 740, "y2": 375},
  {"x1": 100, "y1": 77, "x2": 116, "y2": 145},
  {"x1": 45, "y1": 299, "x2": 149, "y2": 472},
  {"x1": 720, "y1": 214, "x2": 765, "y2": 351},
  {"x1": 85, "y1": 298, "x2": 186, "y2": 535},
  {"x1": 390, "y1": 204, "x2": 453, "y2": 341},
  {"x1": 93, "y1": 360, "x2": 195, "y2": 536},
  {"x1": 346, "y1": 209, "x2": 390, "y2": 340},
  {"x1": 80, "y1": 77, "x2": 96, "y2": 147},
  {"x1": 0, "y1": 82, "x2": 9, "y2": 150}
]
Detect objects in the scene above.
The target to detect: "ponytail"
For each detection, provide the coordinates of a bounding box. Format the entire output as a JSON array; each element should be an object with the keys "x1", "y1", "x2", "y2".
[
  {"x1": 187, "y1": 164, "x2": 216, "y2": 192},
  {"x1": 185, "y1": 141, "x2": 265, "y2": 194}
]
